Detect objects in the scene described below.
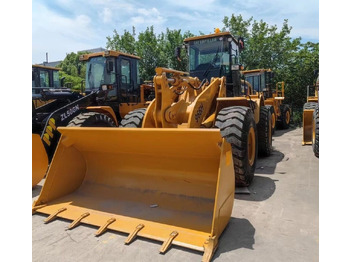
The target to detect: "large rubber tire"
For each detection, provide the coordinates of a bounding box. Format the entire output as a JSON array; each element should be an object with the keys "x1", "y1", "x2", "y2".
[
  {"x1": 265, "y1": 105, "x2": 276, "y2": 135},
  {"x1": 257, "y1": 106, "x2": 273, "y2": 157},
  {"x1": 279, "y1": 104, "x2": 291, "y2": 129},
  {"x1": 215, "y1": 106, "x2": 258, "y2": 187},
  {"x1": 120, "y1": 108, "x2": 146, "y2": 127},
  {"x1": 312, "y1": 105, "x2": 319, "y2": 158},
  {"x1": 67, "y1": 112, "x2": 116, "y2": 127}
]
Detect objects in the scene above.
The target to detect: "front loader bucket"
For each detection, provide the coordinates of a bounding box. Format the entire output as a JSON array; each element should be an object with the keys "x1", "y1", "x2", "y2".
[
  {"x1": 302, "y1": 109, "x2": 314, "y2": 145},
  {"x1": 33, "y1": 128, "x2": 235, "y2": 261},
  {"x1": 32, "y1": 134, "x2": 48, "y2": 187}
]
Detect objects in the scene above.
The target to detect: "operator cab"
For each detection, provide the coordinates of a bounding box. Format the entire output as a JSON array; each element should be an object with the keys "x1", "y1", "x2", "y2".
[
  {"x1": 81, "y1": 50, "x2": 141, "y2": 103},
  {"x1": 32, "y1": 65, "x2": 61, "y2": 94},
  {"x1": 242, "y1": 69, "x2": 274, "y2": 97},
  {"x1": 182, "y1": 31, "x2": 244, "y2": 96}
]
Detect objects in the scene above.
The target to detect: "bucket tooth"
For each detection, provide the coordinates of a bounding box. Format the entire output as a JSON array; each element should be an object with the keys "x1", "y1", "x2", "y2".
[
  {"x1": 95, "y1": 218, "x2": 116, "y2": 236},
  {"x1": 202, "y1": 237, "x2": 217, "y2": 262},
  {"x1": 44, "y1": 207, "x2": 67, "y2": 223},
  {"x1": 67, "y1": 212, "x2": 90, "y2": 230},
  {"x1": 32, "y1": 204, "x2": 47, "y2": 214},
  {"x1": 159, "y1": 231, "x2": 178, "y2": 254},
  {"x1": 125, "y1": 224, "x2": 145, "y2": 245}
]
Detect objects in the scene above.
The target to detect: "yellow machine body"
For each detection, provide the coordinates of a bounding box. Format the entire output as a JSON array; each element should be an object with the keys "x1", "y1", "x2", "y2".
[
  {"x1": 302, "y1": 75, "x2": 319, "y2": 145},
  {"x1": 33, "y1": 127, "x2": 235, "y2": 261},
  {"x1": 142, "y1": 67, "x2": 261, "y2": 129},
  {"x1": 302, "y1": 109, "x2": 314, "y2": 145},
  {"x1": 32, "y1": 134, "x2": 49, "y2": 187}
]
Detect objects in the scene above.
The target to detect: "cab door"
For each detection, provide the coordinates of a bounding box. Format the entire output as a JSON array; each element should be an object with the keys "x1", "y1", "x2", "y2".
[{"x1": 117, "y1": 57, "x2": 132, "y2": 102}]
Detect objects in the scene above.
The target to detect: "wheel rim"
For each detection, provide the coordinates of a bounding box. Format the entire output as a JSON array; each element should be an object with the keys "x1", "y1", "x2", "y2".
[
  {"x1": 285, "y1": 110, "x2": 290, "y2": 124},
  {"x1": 271, "y1": 113, "x2": 276, "y2": 129},
  {"x1": 248, "y1": 127, "x2": 256, "y2": 166}
]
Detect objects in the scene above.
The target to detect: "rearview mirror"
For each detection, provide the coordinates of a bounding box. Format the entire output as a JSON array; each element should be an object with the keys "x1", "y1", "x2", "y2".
[
  {"x1": 107, "y1": 60, "x2": 114, "y2": 73},
  {"x1": 238, "y1": 37, "x2": 245, "y2": 51},
  {"x1": 175, "y1": 46, "x2": 181, "y2": 61},
  {"x1": 60, "y1": 77, "x2": 65, "y2": 88}
]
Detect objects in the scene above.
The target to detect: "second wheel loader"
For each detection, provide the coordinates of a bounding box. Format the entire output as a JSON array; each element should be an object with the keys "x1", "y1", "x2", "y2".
[
  {"x1": 32, "y1": 51, "x2": 153, "y2": 187},
  {"x1": 242, "y1": 68, "x2": 291, "y2": 133}
]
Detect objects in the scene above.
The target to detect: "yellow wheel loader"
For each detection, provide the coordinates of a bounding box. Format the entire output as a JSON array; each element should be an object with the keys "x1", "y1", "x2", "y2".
[
  {"x1": 32, "y1": 64, "x2": 83, "y2": 187},
  {"x1": 32, "y1": 31, "x2": 270, "y2": 261},
  {"x1": 302, "y1": 70, "x2": 319, "y2": 157},
  {"x1": 242, "y1": 69, "x2": 291, "y2": 134},
  {"x1": 180, "y1": 31, "x2": 273, "y2": 158},
  {"x1": 32, "y1": 51, "x2": 152, "y2": 187}
]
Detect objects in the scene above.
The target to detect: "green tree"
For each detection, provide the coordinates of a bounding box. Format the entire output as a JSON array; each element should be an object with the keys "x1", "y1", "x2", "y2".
[
  {"x1": 106, "y1": 27, "x2": 137, "y2": 55},
  {"x1": 57, "y1": 51, "x2": 88, "y2": 90},
  {"x1": 158, "y1": 29, "x2": 194, "y2": 72},
  {"x1": 104, "y1": 14, "x2": 318, "y2": 121},
  {"x1": 223, "y1": 14, "x2": 319, "y2": 113},
  {"x1": 134, "y1": 26, "x2": 167, "y2": 80},
  {"x1": 106, "y1": 27, "x2": 196, "y2": 81}
]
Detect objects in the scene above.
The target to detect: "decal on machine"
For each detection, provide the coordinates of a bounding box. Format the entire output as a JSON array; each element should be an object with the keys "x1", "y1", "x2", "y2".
[
  {"x1": 60, "y1": 105, "x2": 80, "y2": 122},
  {"x1": 194, "y1": 103, "x2": 204, "y2": 123}
]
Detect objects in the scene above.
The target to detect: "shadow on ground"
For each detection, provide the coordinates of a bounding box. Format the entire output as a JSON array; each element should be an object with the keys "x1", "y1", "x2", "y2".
[
  {"x1": 213, "y1": 217, "x2": 255, "y2": 260},
  {"x1": 256, "y1": 150, "x2": 285, "y2": 175},
  {"x1": 235, "y1": 176, "x2": 277, "y2": 201},
  {"x1": 32, "y1": 185, "x2": 43, "y2": 198},
  {"x1": 272, "y1": 126, "x2": 297, "y2": 137}
]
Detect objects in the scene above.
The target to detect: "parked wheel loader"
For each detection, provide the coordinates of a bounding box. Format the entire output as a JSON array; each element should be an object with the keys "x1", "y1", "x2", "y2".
[
  {"x1": 242, "y1": 69, "x2": 291, "y2": 133},
  {"x1": 32, "y1": 64, "x2": 83, "y2": 187},
  {"x1": 32, "y1": 65, "x2": 69, "y2": 108},
  {"x1": 32, "y1": 31, "x2": 270, "y2": 262},
  {"x1": 302, "y1": 70, "x2": 319, "y2": 157},
  {"x1": 183, "y1": 32, "x2": 273, "y2": 158},
  {"x1": 32, "y1": 51, "x2": 152, "y2": 187}
]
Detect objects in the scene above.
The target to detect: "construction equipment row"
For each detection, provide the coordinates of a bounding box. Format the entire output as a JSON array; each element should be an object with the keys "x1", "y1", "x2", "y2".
[{"x1": 32, "y1": 30, "x2": 304, "y2": 261}]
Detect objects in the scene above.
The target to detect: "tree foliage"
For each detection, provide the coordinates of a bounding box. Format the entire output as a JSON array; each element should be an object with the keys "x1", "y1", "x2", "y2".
[
  {"x1": 106, "y1": 27, "x2": 194, "y2": 80},
  {"x1": 222, "y1": 14, "x2": 319, "y2": 110},
  {"x1": 59, "y1": 13, "x2": 319, "y2": 121},
  {"x1": 57, "y1": 51, "x2": 89, "y2": 90}
]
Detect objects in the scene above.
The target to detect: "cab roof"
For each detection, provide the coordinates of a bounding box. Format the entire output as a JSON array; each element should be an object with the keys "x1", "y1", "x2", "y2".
[
  {"x1": 184, "y1": 31, "x2": 239, "y2": 45},
  {"x1": 32, "y1": 64, "x2": 61, "y2": 71},
  {"x1": 79, "y1": 50, "x2": 141, "y2": 61}
]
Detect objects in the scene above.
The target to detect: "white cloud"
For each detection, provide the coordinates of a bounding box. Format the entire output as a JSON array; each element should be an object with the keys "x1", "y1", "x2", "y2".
[
  {"x1": 99, "y1": 7, "x2": 112, "y2": 23},
  {"x1": 32, "y1": 2, "x2": 101, "y2": 63},
  {"x1": 131, "y1": 7, "x2": 166, "y2": 26},
  {"x1": 164, "y1": 0, "x2": 217, "y2": 11},
  {"x1": 32, "y1": 0, "x2": 319, "y2": 63}
]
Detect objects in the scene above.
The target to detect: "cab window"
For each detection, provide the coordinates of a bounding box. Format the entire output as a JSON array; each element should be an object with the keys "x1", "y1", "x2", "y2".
[
  {"x1": 121, "y1": 59, "x2": 131, "y2": 84},
  {"x1": 39, "y1": 70, "x2": 49, "y2": 87}
]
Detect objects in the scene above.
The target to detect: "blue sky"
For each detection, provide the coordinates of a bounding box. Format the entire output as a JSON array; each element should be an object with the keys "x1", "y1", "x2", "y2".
[{"x1": 32, "y1": 0, "x2": 319, "y2": 64}]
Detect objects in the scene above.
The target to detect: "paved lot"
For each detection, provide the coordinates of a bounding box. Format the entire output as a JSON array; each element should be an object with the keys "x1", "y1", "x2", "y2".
[{"x1": 32, "y1": 126, "x2": 319, "y2": 262}]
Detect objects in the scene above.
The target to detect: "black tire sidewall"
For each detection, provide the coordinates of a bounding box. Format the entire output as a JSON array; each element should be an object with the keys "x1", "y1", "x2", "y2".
[{"x1": 215, "y1": 106, "x2": 258, "y2": 187}]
